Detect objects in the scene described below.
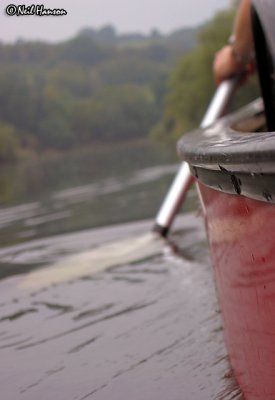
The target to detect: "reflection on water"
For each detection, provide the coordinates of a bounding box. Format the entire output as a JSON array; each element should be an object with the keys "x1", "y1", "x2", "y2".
[
  {"x1": 0, "y1": 215, "x2": 241, "y2": 400},
  {"x1": 0, "y1": 141, "x2": 242, "y2": 399},
  {"x1": 19, "y1": 231, "x2": 166, "y2": 289},
  {"x1": 0, "y1": 141, "x2": 191, "y2": 248}
]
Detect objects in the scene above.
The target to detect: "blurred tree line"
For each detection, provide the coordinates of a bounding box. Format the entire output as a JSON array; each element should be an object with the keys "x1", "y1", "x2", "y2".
[
  {"x1": 0, "y1": 2, "x2": 261, "y2": 163},
  {"x1": 0, "y1": 25, "x2": 197, "y2": 162}
]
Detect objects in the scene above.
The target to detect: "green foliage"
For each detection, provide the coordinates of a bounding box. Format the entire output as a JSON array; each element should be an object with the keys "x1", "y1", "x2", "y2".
[
  {"x1": 0, "y1": 4, "x2": 264, "y2": 156},
  {"x1": 60, "y1": 36, "x2": 112, "y2": 65},
  {"x1": 37, "y1": 85, "x2": 75, "y2": 148},
  {"x1": 0, "y1": 8, "x2": 261, "y2": 155},
  {"x1": 0, "y1": 123, "x2": 20, "y2": 162},
  {"x1": 0, "y1": 26, "x2": 197, "y2": 154},
  {"x1": 100, "y1": 56, "x2": 166, "y2": 85},
  {"x1": 71, "y1": 85, "x2": 158, "y2": 142},
  {"x1": 46, "y1": 65, "x2": 93, "y2": 97},
  {"x1": 158, "y1": 5, "x2": 260, "y2": 141},
  {"x1": 1, "y1": 5, "x2": 263, "y2": 157},
  {"x1": 0, "y1": 67, "x2": 38, "y2": 135}
]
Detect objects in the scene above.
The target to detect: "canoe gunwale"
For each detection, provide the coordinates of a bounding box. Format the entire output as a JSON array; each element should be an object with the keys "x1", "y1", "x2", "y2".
[
  {"x1": 190, "y1": 165, "x2": 275, "y2": 203},
  {"x1": 177, "y1": 98, "x2": 275, "y2": 203}
]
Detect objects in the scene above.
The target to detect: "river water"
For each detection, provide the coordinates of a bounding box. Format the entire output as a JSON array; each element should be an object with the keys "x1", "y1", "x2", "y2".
[{"x1": 0, "y1": 141, "x2": 242, "y2": 399}]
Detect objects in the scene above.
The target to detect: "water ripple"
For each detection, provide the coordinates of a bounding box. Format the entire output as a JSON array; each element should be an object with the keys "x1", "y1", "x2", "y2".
[
  {"x1": 16, "y1": 301, "x2": 156, "y2": 350},
  {"x1": 68, "y1": 336, "x2": 99, "y2": 354}
]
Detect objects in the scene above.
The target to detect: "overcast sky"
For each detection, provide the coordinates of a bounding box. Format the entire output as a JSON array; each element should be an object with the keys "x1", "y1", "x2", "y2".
[{"x1": 1, "y1": 0, "x2": 231, "y2": 43}]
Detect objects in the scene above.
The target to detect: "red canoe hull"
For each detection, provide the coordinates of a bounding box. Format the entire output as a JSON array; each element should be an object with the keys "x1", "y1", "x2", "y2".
[{"x1": 197, "y1": 181, "x2": 275, "y2": 399}]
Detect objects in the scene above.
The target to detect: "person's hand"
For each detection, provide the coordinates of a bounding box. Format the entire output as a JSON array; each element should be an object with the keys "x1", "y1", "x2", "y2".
[{"x1": 213, "y1": 45, "x2": 255, "y2": 85}]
